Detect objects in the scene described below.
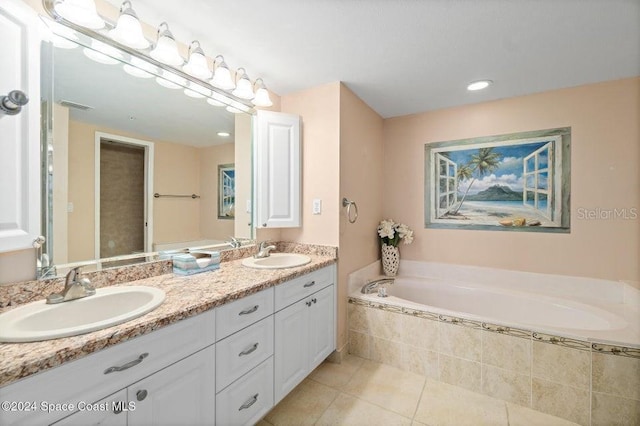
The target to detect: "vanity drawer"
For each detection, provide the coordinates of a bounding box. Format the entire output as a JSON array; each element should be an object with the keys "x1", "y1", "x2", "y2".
[
  {"x1": 0, "y1": 310, "x2": 215, "y2": 426},
  {"x1": 216, "y1": 357, "x2": 274, "y2": 426},
  {"x1": 216, "y1": 286, "x2": 274, "y2": 341},
  {"x1": 275, "y1": 266, "x2": 334, "y2": 311},
  {"x1": 216, "y1": 316, "x2": 274, "y2": 392}
]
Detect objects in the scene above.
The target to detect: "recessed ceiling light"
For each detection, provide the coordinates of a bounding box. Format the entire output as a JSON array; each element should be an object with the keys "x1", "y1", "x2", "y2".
[
  {"x1": 467, "y1": 80, "x2": 493, "y2": 91},
  {"x1": 217, "y1": 132, "x2": 230, "y2": 137}
]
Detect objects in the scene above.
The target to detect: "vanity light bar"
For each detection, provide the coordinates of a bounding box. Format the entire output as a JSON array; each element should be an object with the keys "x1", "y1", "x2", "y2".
[{"x1": 44, "y1": 0, "x2": 269, "y2": 112}]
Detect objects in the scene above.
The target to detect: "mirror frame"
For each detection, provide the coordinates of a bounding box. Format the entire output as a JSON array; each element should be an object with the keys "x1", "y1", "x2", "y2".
[{"x1": 38, "y1": 1, "x2": 257, "y2": 279}]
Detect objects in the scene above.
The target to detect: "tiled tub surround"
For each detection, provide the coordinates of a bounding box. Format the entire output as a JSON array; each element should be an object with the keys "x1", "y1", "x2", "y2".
[
  {"x1": 0, "y1": 242, "x2": 337, "y2": 387},
  {"x1": 348, "y1": 261, "x2": 640, "y2": 426}
]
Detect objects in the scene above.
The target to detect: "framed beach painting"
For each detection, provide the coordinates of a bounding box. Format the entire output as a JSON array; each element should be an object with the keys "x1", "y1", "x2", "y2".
[
  {"x1": 218, "y1": 163, "x2": 235, "y2": 219},
  {"x1": 424, "y1": 127, "x2": 571, "y2": 232}
]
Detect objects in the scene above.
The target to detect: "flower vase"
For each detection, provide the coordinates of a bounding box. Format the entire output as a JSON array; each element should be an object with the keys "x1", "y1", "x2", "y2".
[{"x1": 381, "y1": 244, "x2": 400, "y2": 277}]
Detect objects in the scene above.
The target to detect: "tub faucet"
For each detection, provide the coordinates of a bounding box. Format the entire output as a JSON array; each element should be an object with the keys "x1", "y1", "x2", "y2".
[
  {"x1": 227, "y1": 236, "x2": 241, "y2": 248},
  {"x1": 255, "y1": 241, "x2": 277, "y2": 259},
  {"x1": 46, "y1": 266, "x2": 96, "y2": 304}
]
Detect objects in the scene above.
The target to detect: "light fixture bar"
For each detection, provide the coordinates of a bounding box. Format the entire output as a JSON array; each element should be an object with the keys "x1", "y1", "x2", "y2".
[{"x1": 42, "y1": 2, "x2": 257, "y2": 113}]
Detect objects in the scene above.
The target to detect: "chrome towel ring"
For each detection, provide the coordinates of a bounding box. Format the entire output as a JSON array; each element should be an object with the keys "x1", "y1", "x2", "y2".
[{"x1": 342, "y1": 198, "x2": 358, "y2": 224}]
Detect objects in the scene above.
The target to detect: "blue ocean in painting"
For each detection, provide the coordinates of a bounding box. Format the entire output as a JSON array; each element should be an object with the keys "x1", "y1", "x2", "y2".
[{"x1": 468, "y1": 200, "x2": 548, "y2": 210}]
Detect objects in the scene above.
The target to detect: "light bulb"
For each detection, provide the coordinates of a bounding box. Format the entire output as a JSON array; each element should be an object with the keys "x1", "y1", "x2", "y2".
[
  {"x1": 108, "y1": 1, "x2": 149, "y2": 49},
  {"x1": 54, "y1": 0, "x2": 105, "y2": 29},
  {"x1": 183, "y1": 41, "x2": 212, "y2": 79},
  {"x1": 150, "y1": 22, "x2": 184, "y2": 66}
]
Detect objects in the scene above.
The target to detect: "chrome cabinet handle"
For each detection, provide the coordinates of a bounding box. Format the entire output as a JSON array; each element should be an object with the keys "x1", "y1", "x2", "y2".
[
  {"x1": 104, "y1": 353, "x2": 148, "y2": 374},
  {"x1": 238, "y1": 393, "x2": 259, "y2": 411},
  {"x1": 239, "y1": 305, "x2": 259, "y2": 316},
  {"x1": 239, "y1": 342, "x2": 259, "y2": 356},
  {"x1": 136, "y1": 390, "x2": 148, "y2": 401},
  {"x1": 312, "y1": 298, "x2": 317, "y2": 304},
  {"x1": 303, "y1": 280, "x2": 316, "y2": 288},
  {"x1": 306, "y1": 301, "x2": 311, "y2": 307}
]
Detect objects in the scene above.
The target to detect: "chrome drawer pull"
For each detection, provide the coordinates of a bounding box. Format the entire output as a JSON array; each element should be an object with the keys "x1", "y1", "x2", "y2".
[
  {"x1": 238, "y1": 393, "x2": 259, "y2": 411},
  {"x1": 104, "y1": 353, "x2": 148, "y2": 374},
  {"x1": 239, "y1": 342, "x2": 259, "y2": 356},
  {"x1": 239, "y1": 305, "x2": 259, "y2": 315},
  {"x1": 303, "y1": 280, "x2": 316, "y2": 288}
]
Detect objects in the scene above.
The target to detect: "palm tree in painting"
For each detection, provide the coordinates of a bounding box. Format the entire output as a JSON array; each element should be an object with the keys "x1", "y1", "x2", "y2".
[{"x1": 451, "y1": 147, "x2": 502, "y2": 215}]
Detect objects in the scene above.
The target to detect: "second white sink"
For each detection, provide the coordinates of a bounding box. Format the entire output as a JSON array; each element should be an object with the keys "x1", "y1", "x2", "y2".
[
  {"x1": 242, "y1": 253, "x2": 311, "y2": 269},
  {"x1": 0, "y1": 286, "x2": 165, "y2": 343}
]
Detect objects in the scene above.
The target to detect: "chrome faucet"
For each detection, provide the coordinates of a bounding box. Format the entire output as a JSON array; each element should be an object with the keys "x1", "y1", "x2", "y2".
[
  {"x1": 227, "y1": 236, "x2": 241, "y2": 248},
  {"x1": 46, "y1": 266, "x2": 96, "y2": 304},
  {"x1": 254, "y1": 241, "x2": 277, "y2": 259}
]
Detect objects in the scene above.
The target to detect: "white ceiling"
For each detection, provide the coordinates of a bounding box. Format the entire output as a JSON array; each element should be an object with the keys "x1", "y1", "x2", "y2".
[{"x1": 105, "y1": 0, "x2": 640, "y2": 118}]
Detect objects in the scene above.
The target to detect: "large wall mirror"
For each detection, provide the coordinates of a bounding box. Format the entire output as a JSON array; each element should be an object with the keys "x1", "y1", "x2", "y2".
[{"x1": 39, "y1": 26, "x2": 254, "y2": 278}]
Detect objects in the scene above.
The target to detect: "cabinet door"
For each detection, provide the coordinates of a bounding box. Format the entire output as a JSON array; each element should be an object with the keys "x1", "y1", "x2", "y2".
[
  {"x1": 308, "y1": 285, "x2": 335, "y2": 370},
  {"x1": 254, "y1": 110, "x2": 301, "y2": 228},
  {"x1": 51, "y1": 389, "x2": 127, "y2": 426},
  {"x1": 274, "y1": 299, "x2": 308, "y2": 403},
  {"x1": 0, "y1": 0, "x2": 41, "y2": 253},
  {"x1": 127, "y1": 346, "x2": 215, "y2": 426}
]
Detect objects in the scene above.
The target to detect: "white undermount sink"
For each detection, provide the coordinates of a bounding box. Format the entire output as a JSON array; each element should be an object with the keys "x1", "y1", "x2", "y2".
[
  {"x1": 241, "y1": 253, "x2": 311, "y2": 269},
  {"x1": 0, "y1": 286, "x2": 165, "y2": 343}
]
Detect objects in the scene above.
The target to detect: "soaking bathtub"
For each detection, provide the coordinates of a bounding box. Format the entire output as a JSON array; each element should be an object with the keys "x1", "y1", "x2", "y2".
[{"x1": 350, "y1": 260, "x2": 640, "y2": 347}]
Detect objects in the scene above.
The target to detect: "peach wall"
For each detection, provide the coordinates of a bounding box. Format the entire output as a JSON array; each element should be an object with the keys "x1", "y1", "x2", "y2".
[
  {"x1": 199, "y1": 143, "x2": 235, "y2": 240},
  {"x1": 337, "y1": 84, "x2": 384, "y2": 349},
  {"x1": 383, "y1": 77, "x2": 640, "y2": 282},
  {"x1": 279, "y1": 83, "x2": 341, "y2": 246}
]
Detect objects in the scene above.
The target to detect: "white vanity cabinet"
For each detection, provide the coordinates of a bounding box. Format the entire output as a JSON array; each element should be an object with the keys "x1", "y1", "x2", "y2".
[
  {"x1": 0, "y1": 310, "x2": 216, "y2": 426},
  {"x1": 53, "y1": 346, "x2": 215, "y2": 426},
  {"x1": 215, "y1": 287, "x2": 275, "y2": 426},
  {"x1": 0, "y1": 0, "x2": 41, "y2": 253},
  {"x1": 254, "y1": 110, "x2": 301, "y2": 229},
  {"x1": 274, "y1": 267, "x2": 335, "y2": 403}
]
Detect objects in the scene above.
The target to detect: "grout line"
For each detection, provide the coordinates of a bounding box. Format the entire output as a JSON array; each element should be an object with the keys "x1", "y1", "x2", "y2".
[
  {"x1": 505, "y1": 401, "x2": 511, "y2": 425},
  {"x1": 412, "y1": 376, "x2": 429, "y2": 422}
]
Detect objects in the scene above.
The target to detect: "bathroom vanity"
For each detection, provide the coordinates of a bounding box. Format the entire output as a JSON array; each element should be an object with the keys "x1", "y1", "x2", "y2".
[{"x1": 0, "y1": 256, "x2": 336, "y2": 426}]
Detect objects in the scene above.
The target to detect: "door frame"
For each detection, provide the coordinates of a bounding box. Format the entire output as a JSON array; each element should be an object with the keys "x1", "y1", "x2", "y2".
[{"x1": 94, "y1": 131, "x2": 154, "y2": 260}]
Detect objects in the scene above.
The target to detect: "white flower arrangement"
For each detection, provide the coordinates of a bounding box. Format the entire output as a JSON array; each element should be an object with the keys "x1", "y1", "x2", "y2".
[{"x1": 377, "y1": 219, "x2": 414, "y2": 247}]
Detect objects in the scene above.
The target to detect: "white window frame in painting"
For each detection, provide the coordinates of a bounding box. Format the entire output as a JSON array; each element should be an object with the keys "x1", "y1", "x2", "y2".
[
  {"x1": 523, "y1": 142, "x2": 553, "y2": 220},
  {"x1": 434, "y1": 153, "x2": 458, "y2": 218}
]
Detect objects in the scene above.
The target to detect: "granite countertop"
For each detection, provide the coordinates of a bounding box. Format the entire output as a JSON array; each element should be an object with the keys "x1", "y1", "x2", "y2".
[{"x1": 0, "y1": 250, "x2": 336, "y2": 387}]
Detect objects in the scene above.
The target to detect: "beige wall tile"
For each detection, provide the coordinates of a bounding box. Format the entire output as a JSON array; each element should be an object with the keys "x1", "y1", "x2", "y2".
[
  {"x1": 532, "y1": 378, "x2": 590, "y2": 426},
  {"x1": 368, "y1": 308, "x2": 403, "y2": 341},
  {"x1": 349, "y1": 330, "x2": 370, "y2": 359},
  {"x1": 316, "y1": 392, "x2": 412, "y2": 426},
  {"x1": 370, "y1": 336, "x2": 403, "y2": 369},
  {"x1": 532, "y1": 342, "x2": 591, "y2": 390},
  {"x1": 506, "y1": 403, "x2": 580, "y2": 426},
  {"x1": 348, "y1": 303, "x2": 370, "y2": 333},
  {"x1": 592, "y1": 353, "x2": 640, "y2": 401},
  {"x1": 482, "y1": 331, "x2": 531, "y2": 374},
  {"x1": 342, "y1": 360, "x2": 425, "y2": 418},
  {"x1": 592, "y1": 391, "x2": 640, "y2": 426},
  {"x1": 481, "y1": 365, "x2": 531, "y2": 406},
  {"x1": 401, "y1": 314, "x2": 438, "y2": 351},
  {"x1": 439, "y1": 322, "x2": 482, "y2": 361},
  {"x1": 414, "y1": 379, "x2": 508, "y2": 426},
  {"x1": 265, "y1": 379, "x2": 338, "y2": 426},
  {"x1": 403, "y1": 346, "x2": 439, "y2": 379},
  {"x1": 439, "y1": 354, "x2": 481, "y2": 392}
]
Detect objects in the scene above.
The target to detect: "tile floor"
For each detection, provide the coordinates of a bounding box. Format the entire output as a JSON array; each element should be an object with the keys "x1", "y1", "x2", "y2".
[{"x1": 259, "y1": 355, "x2": 580, "y2": 426}]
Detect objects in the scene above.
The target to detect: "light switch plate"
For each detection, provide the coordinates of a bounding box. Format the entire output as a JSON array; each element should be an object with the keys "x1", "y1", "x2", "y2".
[
  {"x1": 246, "y1": 199, "x2": 252, "y2": 213},
  {"x1": 312, "y1": 199, "x2": 322, "y2": 215}
]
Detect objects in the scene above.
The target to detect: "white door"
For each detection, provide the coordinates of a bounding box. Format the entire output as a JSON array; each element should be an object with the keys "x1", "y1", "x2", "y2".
[
  {"x1": 0, "y1": 0, "x2": 41, "y2": 253},
  {"x1": 254, "y1": 110, "x2": 301, "y2": 228},
  {"x1": 308, "y1": 285, "x2": 335, "y2": 370},
  {"x1": 274, "y1": 299, "x2": 308, "y2": 403},
  {"x1": 127, "y1": 346, "x2": 215, "y2": 425}
]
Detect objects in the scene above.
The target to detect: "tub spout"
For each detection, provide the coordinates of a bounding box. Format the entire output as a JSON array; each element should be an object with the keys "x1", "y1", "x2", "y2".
[{"x1": 361, "y1": 278, "x2": 394, "y2": 294}]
